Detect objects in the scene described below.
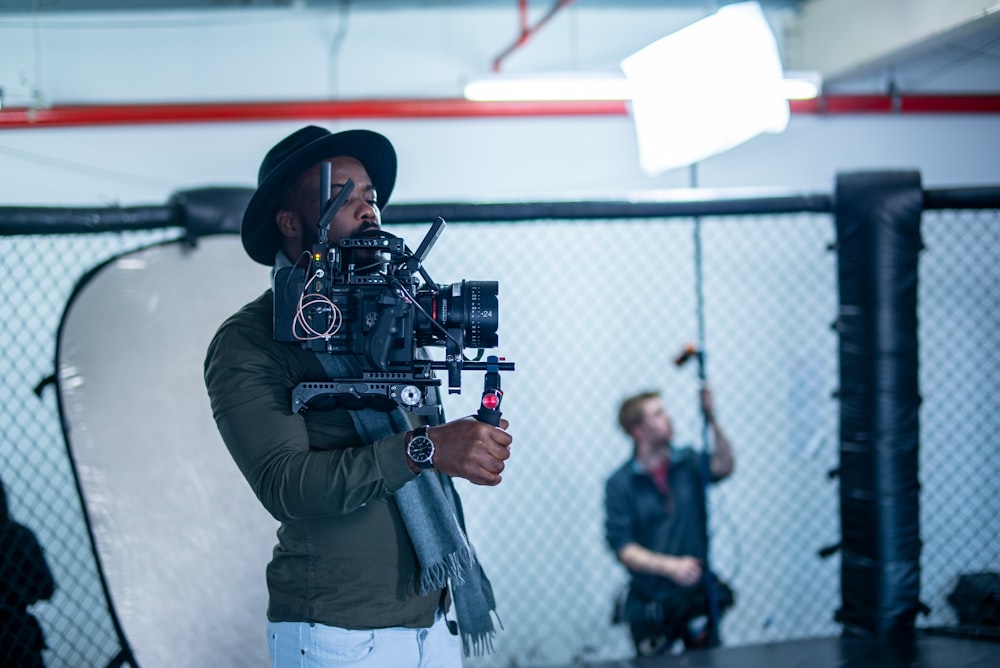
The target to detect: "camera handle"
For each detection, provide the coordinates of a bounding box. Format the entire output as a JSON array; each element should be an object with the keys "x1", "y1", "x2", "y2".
[
  {"x1": 475, "y1": 355, "x2": 505, "y2": 426},
  {"x1": 317, "y1": 176, "x2": 354, "y2": 245}
]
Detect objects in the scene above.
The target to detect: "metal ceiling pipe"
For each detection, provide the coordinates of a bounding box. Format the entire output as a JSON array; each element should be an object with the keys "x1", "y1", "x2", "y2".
[
  {"x1": 792, "y1": 95, "x2": 1000, "y2": 114},
  {"x1": 0, "y1": 98, "x2": 625, "y2": 129},
  {"x1": 1, "y1": 95, "x2": 999, "y2": 129},
  {"x1": 492, "y1": 0, "x2": 577, "y2": 72}
]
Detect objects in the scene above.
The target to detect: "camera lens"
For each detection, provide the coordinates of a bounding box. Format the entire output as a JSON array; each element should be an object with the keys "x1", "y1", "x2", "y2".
[{"x1": 416, "y1": 280, "x2": 499, "y2": 348}]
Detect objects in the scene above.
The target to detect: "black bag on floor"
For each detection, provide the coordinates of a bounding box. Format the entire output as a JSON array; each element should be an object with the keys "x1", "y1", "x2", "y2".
[
  {"x1": 947, "y1": 572, "x2": 1000, "y2": 627},
  {"x1": 615, "y1": 577, "x2": 735, "y2": 655}
]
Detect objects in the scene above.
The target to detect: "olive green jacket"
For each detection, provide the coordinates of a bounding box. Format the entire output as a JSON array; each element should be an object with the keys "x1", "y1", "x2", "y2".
[{"x1": 204, "y1": 290, "x2": 441, "y2": 629}]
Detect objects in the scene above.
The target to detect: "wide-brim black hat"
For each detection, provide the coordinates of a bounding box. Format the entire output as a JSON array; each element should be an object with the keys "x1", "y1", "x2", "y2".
[{"x1": 241, "y1": 126, "x2": 397, "y2": 265}]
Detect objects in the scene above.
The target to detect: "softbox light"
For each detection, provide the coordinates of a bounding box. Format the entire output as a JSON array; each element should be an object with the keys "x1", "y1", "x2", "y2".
[{"x1": 620, "y1": 1, "x2": 789, "y2": 175}]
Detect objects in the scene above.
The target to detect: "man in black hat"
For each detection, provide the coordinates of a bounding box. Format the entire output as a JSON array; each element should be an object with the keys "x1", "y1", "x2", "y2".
[{"x1": 204, "y1": 126, "x2": 512, "y2": 667}]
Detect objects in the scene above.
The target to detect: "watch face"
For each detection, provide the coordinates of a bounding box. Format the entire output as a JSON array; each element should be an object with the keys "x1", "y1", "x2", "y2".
[{"x1": 407, "y1": 435, "x2": 435, "y2": 467}]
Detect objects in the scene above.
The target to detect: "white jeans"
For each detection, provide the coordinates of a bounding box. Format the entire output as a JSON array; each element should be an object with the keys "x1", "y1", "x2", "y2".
[{"x1": 267, "y1": 611, "x2": 463, "y2": 668}]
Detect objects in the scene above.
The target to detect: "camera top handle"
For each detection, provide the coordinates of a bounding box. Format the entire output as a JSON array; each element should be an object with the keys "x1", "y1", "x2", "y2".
[{"x1": 316, "y1": 171, "x2": 354, "y2": 245}]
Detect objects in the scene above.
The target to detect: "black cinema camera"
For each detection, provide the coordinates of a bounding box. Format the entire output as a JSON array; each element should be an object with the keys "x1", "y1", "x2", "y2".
[{"x1": 273, "y1": 176, "x2": 513, "y2": 422}]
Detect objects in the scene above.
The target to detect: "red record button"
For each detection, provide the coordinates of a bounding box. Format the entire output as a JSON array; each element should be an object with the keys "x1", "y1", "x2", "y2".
[{"x1": 481, "y1": 393, "x2": 501, "y2": 410}]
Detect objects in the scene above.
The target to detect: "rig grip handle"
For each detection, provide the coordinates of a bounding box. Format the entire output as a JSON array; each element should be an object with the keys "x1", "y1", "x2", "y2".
[{"x1": 475, "y1": 355, "x2": 504, "y2": 426}]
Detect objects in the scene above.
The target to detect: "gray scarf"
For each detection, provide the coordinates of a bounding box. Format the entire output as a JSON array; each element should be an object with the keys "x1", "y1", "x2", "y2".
[{"x1": 313, "y1": 353, "x2": 499, "y2": 657}]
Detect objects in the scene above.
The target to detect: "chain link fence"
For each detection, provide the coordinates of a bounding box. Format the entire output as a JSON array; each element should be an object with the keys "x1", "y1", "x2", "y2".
[
  {"x1": 917, "y1": 208, "x2": 1000, "y2": 634},
  {"x1": 0, "y1": 188, "x2": 997, "y2": 667},
  {"x1": 1, "y1": 229, "x2": 182, "y2": 668}
]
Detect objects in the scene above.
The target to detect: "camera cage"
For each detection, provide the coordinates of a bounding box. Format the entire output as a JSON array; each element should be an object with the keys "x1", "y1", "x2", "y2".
[{"x1": 273, "y1": 177, "x2": 513, "y2": 420}]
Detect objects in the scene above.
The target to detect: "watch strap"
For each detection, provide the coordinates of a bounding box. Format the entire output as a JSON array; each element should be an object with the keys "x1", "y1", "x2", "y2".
[{"x1": 407, "y1": 424, "x2": 435, "y2": 469}]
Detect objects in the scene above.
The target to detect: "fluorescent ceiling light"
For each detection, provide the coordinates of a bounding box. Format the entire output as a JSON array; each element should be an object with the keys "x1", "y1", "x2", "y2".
[
  {"x1": 463, "y1": 72, "x2": 819, "y2": 103},
  {"x1": 463, "y1": 74, "x2": 631, "y2": 102},
  {"x1": 781, "y1": 70, "x2": 823, "y2": 100},
  {"x1": 622, "y1": 1, "x2": 789, "y2": 175}
]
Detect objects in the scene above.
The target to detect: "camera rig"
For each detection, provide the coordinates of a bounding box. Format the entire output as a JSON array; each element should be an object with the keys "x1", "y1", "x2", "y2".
[{"x1": 273, "y1": 175, "x2": 514, "y2": 423}]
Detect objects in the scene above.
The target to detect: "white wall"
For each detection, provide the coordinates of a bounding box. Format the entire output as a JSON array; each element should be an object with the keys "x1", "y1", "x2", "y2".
[{"x1": 1, "y1": 5, "x2": 998, "y2": 210}]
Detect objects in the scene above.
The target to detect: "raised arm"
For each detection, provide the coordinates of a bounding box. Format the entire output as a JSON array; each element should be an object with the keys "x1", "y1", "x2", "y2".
[{"x1": 701, "y1": 386, "x2": 734, "y2": 479}]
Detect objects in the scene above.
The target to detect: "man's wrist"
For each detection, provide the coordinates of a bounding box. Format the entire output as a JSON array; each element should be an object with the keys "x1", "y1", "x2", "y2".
[
  {"x1": 404, "y1": 430, "x2": 421, "y2": 474},
  {"x1": 405, "y1": 425, "x2": 435, "y2": 471},
  {"x1": 661, "y1": 554, "x2": 678, "y2": 578}
]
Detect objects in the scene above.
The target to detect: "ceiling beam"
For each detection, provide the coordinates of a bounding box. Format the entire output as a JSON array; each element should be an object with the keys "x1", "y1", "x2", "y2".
[{"x1": 785, "y1": 0, "x2": 1000, "y2": 83}]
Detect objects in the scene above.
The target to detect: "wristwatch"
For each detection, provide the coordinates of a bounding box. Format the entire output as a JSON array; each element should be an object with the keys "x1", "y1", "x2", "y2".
[{"x1": 406, "y1": 425, "x2": 435, "y2": 470}]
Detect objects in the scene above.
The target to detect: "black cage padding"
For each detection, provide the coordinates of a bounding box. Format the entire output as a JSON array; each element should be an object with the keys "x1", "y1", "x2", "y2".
[
  {"x1": 835, "y1": 171, "x2": 924, "y2": 638},
  {"x1": 1, "y1": 189, "x2": 836, "y2": 236},
  {"x1": 4, "y1": 185, "x2": 999, "y2": 238},
  {"x1": 167, "y1": 186, "x2": 252, "y2": 238}
]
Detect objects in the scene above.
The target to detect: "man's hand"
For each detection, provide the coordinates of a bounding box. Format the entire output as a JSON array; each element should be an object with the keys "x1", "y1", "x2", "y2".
[
  {"x1": 617, "y1": 544, "x2": 704, "y2": 586},
  {"x1": 420, "y1": 417, "x2": 512, "y2": 486},
  {"x1": 664, "y1": 555, "x2": 703, "y2": 586}
]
